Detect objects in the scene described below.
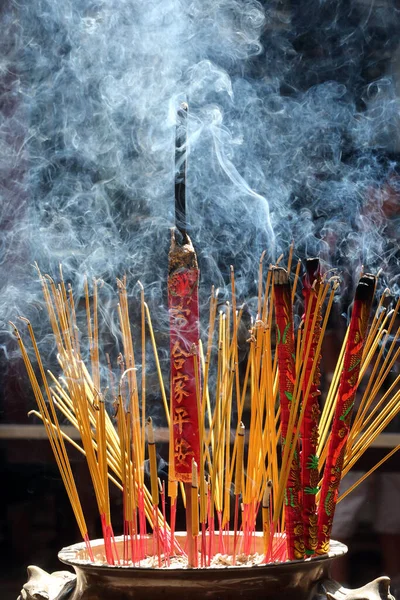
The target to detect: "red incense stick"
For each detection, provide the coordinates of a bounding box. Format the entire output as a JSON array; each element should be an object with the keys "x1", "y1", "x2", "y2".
[
  {"x1": 168, "y1": 230, "x2": 201, "y2": 565},
  {"x1": 300, "y1": 258, "x2": 322, "y2": 556},
  {"x1": 170, "y1": 103, "x2": 202, "y2": 566},
  {"x1": 316, "y1": 274, "x2": 375, "y2": 554},
  {"x1": 273, "y1": 267, "x2": 305, "y2": 560}
]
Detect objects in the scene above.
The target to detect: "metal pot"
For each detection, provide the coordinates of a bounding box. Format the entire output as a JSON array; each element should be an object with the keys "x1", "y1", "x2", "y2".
[{"x1": 56, "y1": 533, "x2": 347, "y2": 600}]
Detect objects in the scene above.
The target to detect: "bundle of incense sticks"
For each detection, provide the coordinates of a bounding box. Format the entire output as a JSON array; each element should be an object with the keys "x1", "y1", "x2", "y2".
[{"x1": 12, "y1": 249, "x2": 400, "y2": 567}]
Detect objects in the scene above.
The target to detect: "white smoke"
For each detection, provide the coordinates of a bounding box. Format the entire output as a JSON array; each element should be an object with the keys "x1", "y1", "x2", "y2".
[{"x1": 0, "y1": 0, "x2": 399, "y2": 358}]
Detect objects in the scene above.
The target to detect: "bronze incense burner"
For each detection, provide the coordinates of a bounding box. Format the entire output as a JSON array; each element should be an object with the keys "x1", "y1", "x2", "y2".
[
  {"x1": 19, "y1": 534, "x2": 393, "y2": 600},
  {"x1": 57, "y1": 534, "x2": 344, "y2": 600}
]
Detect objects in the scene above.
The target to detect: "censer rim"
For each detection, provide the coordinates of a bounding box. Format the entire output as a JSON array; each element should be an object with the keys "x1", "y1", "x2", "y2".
[{"x1": 58, "y1": 534, "x2": 348, "y2": 573}]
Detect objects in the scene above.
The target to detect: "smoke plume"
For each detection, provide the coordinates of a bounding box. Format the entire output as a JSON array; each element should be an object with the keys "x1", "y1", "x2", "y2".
[{"x1": 0, "y1": 0, "x2": 399, "y2": 370}]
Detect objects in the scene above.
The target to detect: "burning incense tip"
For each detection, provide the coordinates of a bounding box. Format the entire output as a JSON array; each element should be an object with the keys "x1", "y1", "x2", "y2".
[
  {"x1": 273, "y1": 266, "x2": 289, "y2": 286},
  {"x1": 168, "y1": 228, "x2": 198, "y2": 271},
  {"x1": 262, "y1": 480, "x2": 273, "y2": 509},
  {"x1": 356, "y1": 274, "x2": 376, "y2": 301},
  {"x1": 305, "y1": 257, "x2": 320, "y2": 281}
]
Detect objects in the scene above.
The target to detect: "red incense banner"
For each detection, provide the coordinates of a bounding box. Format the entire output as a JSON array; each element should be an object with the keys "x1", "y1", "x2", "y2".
[
  {"x1": 316, "y1": 275, "x2": 375, "y2": 554},
  {"x1": 301, "y1": 259, "x2": 322, "y2": 556},
  {"x1": 274, "y1": 268, "x2": 305, "y2": 560},
  {"x1": 168, "y1": 231, "x2": 201, "y2": 483}
]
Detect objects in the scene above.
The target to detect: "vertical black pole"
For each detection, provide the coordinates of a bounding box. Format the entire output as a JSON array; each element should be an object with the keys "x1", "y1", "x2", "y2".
[{"x1": 175, "y1": 102, "x2": 188, "y2": 238}]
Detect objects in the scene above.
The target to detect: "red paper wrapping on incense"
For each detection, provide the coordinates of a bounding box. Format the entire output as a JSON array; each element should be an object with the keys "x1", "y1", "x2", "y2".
[
  {"x1": 300, "y1": 259, "x2": 322, "y2": 556},
  {"x1": 316, "y1": 275, "x2": 375, "y2": 554},
  {"x1": 274, "y1": 267, "x2": 305, "y2": 560},
  {"x1": 168, "y1": 230, "x2": 201, "y2": 483}
]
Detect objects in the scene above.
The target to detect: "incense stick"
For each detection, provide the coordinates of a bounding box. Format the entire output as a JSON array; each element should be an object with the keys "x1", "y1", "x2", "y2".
[{"x1": 16, "y1": 248, "x2": 400, "y2": 567}]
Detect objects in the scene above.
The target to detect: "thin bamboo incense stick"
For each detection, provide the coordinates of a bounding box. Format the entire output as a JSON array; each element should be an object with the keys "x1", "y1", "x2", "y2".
[
  {"x1": 147, "y1": 417, "x2": 160, "y2": 564},
  {"x1": 339, "y1": 443, "x2": 400, "y2": 504},
  {"x1": 18, "y1": 247, "x2": 400, "y2": 569},
  {"x1": 191, "y1": 460, "x2": 199, "y2": 568},
  {"x1": 262, "y1": 479, "x2": 273, "y2": 557},
  {"x1": 233, "y1": 422, "x2": 245, "y2": 562}
]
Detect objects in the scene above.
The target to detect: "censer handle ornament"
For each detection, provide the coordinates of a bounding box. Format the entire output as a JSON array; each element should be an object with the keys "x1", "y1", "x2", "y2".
[
  {"x1": 17, "y1": 566, "x2": 76, "y2": 600},
  {"x1": 18, "y1": 566, "x2": 395, "y2": 600},
  {"x1": 316, "y1": 576, "x2": 395, "y2": 600}
]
